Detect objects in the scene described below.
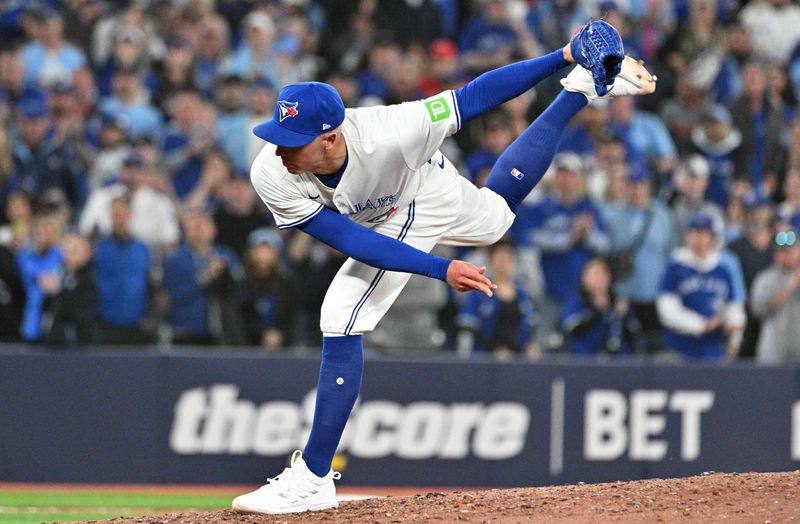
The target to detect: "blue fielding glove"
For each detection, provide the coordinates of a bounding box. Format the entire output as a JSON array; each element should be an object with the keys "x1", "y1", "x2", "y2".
[{"x1": 569, "y1": 20, "x2": 624, "y2": 97}]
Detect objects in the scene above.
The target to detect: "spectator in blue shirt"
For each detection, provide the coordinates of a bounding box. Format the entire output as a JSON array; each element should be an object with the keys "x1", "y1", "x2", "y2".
[
  {"x1": 15, "y1": 212, "x2": 63, "y2": 342},
  {"x1": 456, "y1": 239, "x2": 538, "y2": 360},
  {"x1": 609, "y1": 95, "x2": 678, "y2": 184},
  {"x1": 219, "y1": 11, "x2": 280, "y2": 86},
  {"x1": 94, "y1": 195, "x2": 153, "y2": 345},
  {"x1": 160, "y1": 210, "x2": 242, "y2": 345},
  {"x1": 514, "y1": 152, "x2": 610, "y2": 351},
  {"x1": 562, "y1": 257, "x2": 639, "y2": 357},
  {"x1": 601, "y1": 166, "x2": 676, "y2": 353},
  {"x1": 98, "y1": 68, "x2": 163, "y2": 141},
  {"x1": 459, "y1": 0, "x2": 519, "y2": 74},
  {"x1": 657, "y1": 211, "x2": 746, "y2": 361},
  {"x1": 19, "y1": 8, "x2": 86, "y2": 89}
]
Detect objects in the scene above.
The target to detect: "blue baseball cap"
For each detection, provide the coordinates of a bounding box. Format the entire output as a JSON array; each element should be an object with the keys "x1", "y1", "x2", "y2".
[
  {"x1": 18, "y1": 95, "x2": 48, "y2": 119},
  {"x1": 252, "y1": 82, "x2": 345, "y2": 147},
  {"x1": 740, "y1": 187, "x2": 770, "y2": 209},
  {"x1": 627, "y1": 162, "x2": 653, "y2": 183},
  {"x1": 247, "y1": 227, "x2": 283, "y2": 250},
  {"x1": 687, "y1": 211, "x2": 715, "y2": 232}
]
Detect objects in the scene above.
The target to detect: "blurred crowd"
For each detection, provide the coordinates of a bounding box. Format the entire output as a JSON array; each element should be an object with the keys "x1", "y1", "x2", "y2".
[{"x1": 3, "y1": 0, "x2": 800, "y2": 364}]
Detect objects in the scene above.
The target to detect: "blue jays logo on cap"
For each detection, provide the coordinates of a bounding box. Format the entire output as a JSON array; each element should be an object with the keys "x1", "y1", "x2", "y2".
[
  {"x1": 252, "y1": 82, "x2": 345, "y2": 148},
  {"x1": 278, "y1": 100, "x2": 299, "y2": 122}
]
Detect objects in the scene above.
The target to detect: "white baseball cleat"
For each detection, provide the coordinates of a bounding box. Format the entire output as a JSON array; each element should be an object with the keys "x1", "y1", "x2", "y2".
[
  {"x1": 231, "y1": 450, "x2": 341, "y2": 514},
  {"x1": 561, "y1": 56, "x2": 657, "y2": 100}
]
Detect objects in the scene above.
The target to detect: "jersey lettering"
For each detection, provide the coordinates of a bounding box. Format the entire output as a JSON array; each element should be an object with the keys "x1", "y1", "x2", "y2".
[{"x1": 354, "y1": 193, "x2": 399, "y2": 214}]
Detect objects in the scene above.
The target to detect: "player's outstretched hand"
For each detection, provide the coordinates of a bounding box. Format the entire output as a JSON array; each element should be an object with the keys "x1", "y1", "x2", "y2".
[{"x1": 446, "y1": 260, "x2": 498, "y2": 297}]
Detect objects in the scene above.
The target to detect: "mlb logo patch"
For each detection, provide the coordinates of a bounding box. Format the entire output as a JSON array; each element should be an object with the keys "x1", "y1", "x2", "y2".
[{"x1": 510, "y1": 168, "x2": 525, "y2": 180}]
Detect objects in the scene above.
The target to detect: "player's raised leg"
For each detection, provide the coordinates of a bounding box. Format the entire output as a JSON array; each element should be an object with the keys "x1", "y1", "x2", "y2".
[{"x1": 486, "y1": 25, "x2": 656, "y2": 214}]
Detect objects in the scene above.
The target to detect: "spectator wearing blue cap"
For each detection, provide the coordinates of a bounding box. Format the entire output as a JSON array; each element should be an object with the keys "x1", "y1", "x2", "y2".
[
  {"x1": 9, "y1": 94, "x2": 87, "y2": 210},
  {"x1": 601, "y1": 164, "x2": 676, "y2": 354},
  {"x1": 728, "y1": 187, "x2": 775, "y2": 358},
  {"x1": 657, "y1": 211, "x2": 746, "y2": 361},
  {"x1": 240, "y1": 227, "x2": 293, "y2": 348},
  {"x1": 19, "y1": 8, "x2": 86, "y2": 89}
]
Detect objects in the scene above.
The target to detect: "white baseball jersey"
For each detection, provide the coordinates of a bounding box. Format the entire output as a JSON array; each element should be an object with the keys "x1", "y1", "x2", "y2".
[
  {"x1": 250, "y1": 90, "x2": 462, "y2": 229},
  {"x1": 251, "y1": 90, "x2": 515, "y2": 335}
]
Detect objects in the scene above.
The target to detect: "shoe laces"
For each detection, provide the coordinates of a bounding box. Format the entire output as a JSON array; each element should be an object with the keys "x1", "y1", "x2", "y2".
[
  {"x1": 265, "y1": 450, "x2": 342, "y2": 486},
  {"x1": 266, "y1": 450, "x2": 303, "y2": 485}
]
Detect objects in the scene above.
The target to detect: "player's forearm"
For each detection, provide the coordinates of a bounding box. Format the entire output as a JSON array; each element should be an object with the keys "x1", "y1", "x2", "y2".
[
  {"x1": 454, "y1": 50, "x2": 569, "y2": 123},
  {"x1": 299, "y1": 207, "x2": 450, "y2": 281}
]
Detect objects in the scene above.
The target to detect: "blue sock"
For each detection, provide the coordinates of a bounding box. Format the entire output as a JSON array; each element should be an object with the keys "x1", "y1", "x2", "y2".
[
  {"x1": 303, "y1": 334, "x2": 364, "y2": 477},
  {"x1": 486, "y1": 90, "x2": 588, "y2": 214}
]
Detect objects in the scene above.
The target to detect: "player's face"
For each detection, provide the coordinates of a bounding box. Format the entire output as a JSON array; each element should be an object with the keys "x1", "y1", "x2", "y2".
[{"x1": 274, "y1": 134, "x2": 331, "y2": 174}]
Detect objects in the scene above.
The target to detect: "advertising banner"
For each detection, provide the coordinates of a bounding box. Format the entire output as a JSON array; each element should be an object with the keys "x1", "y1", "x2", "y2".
[{"x1": 1, "y1": 348, "x2": 798, "y2": 486}]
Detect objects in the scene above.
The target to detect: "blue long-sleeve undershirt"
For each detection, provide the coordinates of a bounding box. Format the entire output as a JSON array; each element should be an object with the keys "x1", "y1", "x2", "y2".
[
  {"x1": 296, "y1": 50, "x2": 569, "y2": 278},
  {"x1": 454, "y1": 50, "x2": 568, "y2": 123},
  {"x1": 299, "y1": 206, "x2": 450, "y2": 281}
]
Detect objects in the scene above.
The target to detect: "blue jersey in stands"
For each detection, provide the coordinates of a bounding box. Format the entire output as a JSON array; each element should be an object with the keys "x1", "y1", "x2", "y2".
[
  {"x1": 659, "y1": 253, "x2": 736, "y2": 359},
  {"x1": 514, "y1": 195, "x2": 609, "y2": 301},
  {"x1": 457, "y1": 283, "x2": 536, "y2": 354}
]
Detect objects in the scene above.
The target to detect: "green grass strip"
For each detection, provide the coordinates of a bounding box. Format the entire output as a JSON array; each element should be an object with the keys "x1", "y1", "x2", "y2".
[
  {"x1": 0, "y1": 489, "x2": 237, "y2": 524},
  {"x1": 0, "y1": 491, "x2": 233, "y2": 509}
]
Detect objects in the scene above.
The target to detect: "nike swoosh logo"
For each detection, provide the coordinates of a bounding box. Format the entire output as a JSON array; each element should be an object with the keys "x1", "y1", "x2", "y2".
[
  {"x1": 309, "y1": 194, "x2": 320, "y2": 200},
  {"x1": 438, "y1": 157, "x2": 445, "y2": 169}
]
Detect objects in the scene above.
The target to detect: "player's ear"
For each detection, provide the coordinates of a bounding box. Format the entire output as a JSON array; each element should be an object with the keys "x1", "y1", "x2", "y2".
[{"x1": 322, "y1": 130, "x2": 340, "y2": 147}]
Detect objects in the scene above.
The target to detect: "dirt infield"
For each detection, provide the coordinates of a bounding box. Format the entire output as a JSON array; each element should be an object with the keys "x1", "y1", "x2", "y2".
[{"x1": 80, "y1": 471, "x2": 799, "y2": 523}]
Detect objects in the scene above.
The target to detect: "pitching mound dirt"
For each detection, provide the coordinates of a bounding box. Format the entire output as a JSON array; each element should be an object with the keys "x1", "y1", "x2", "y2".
[{"x1": 80, "y1": 471, "x2": 799, "y2": 523}]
